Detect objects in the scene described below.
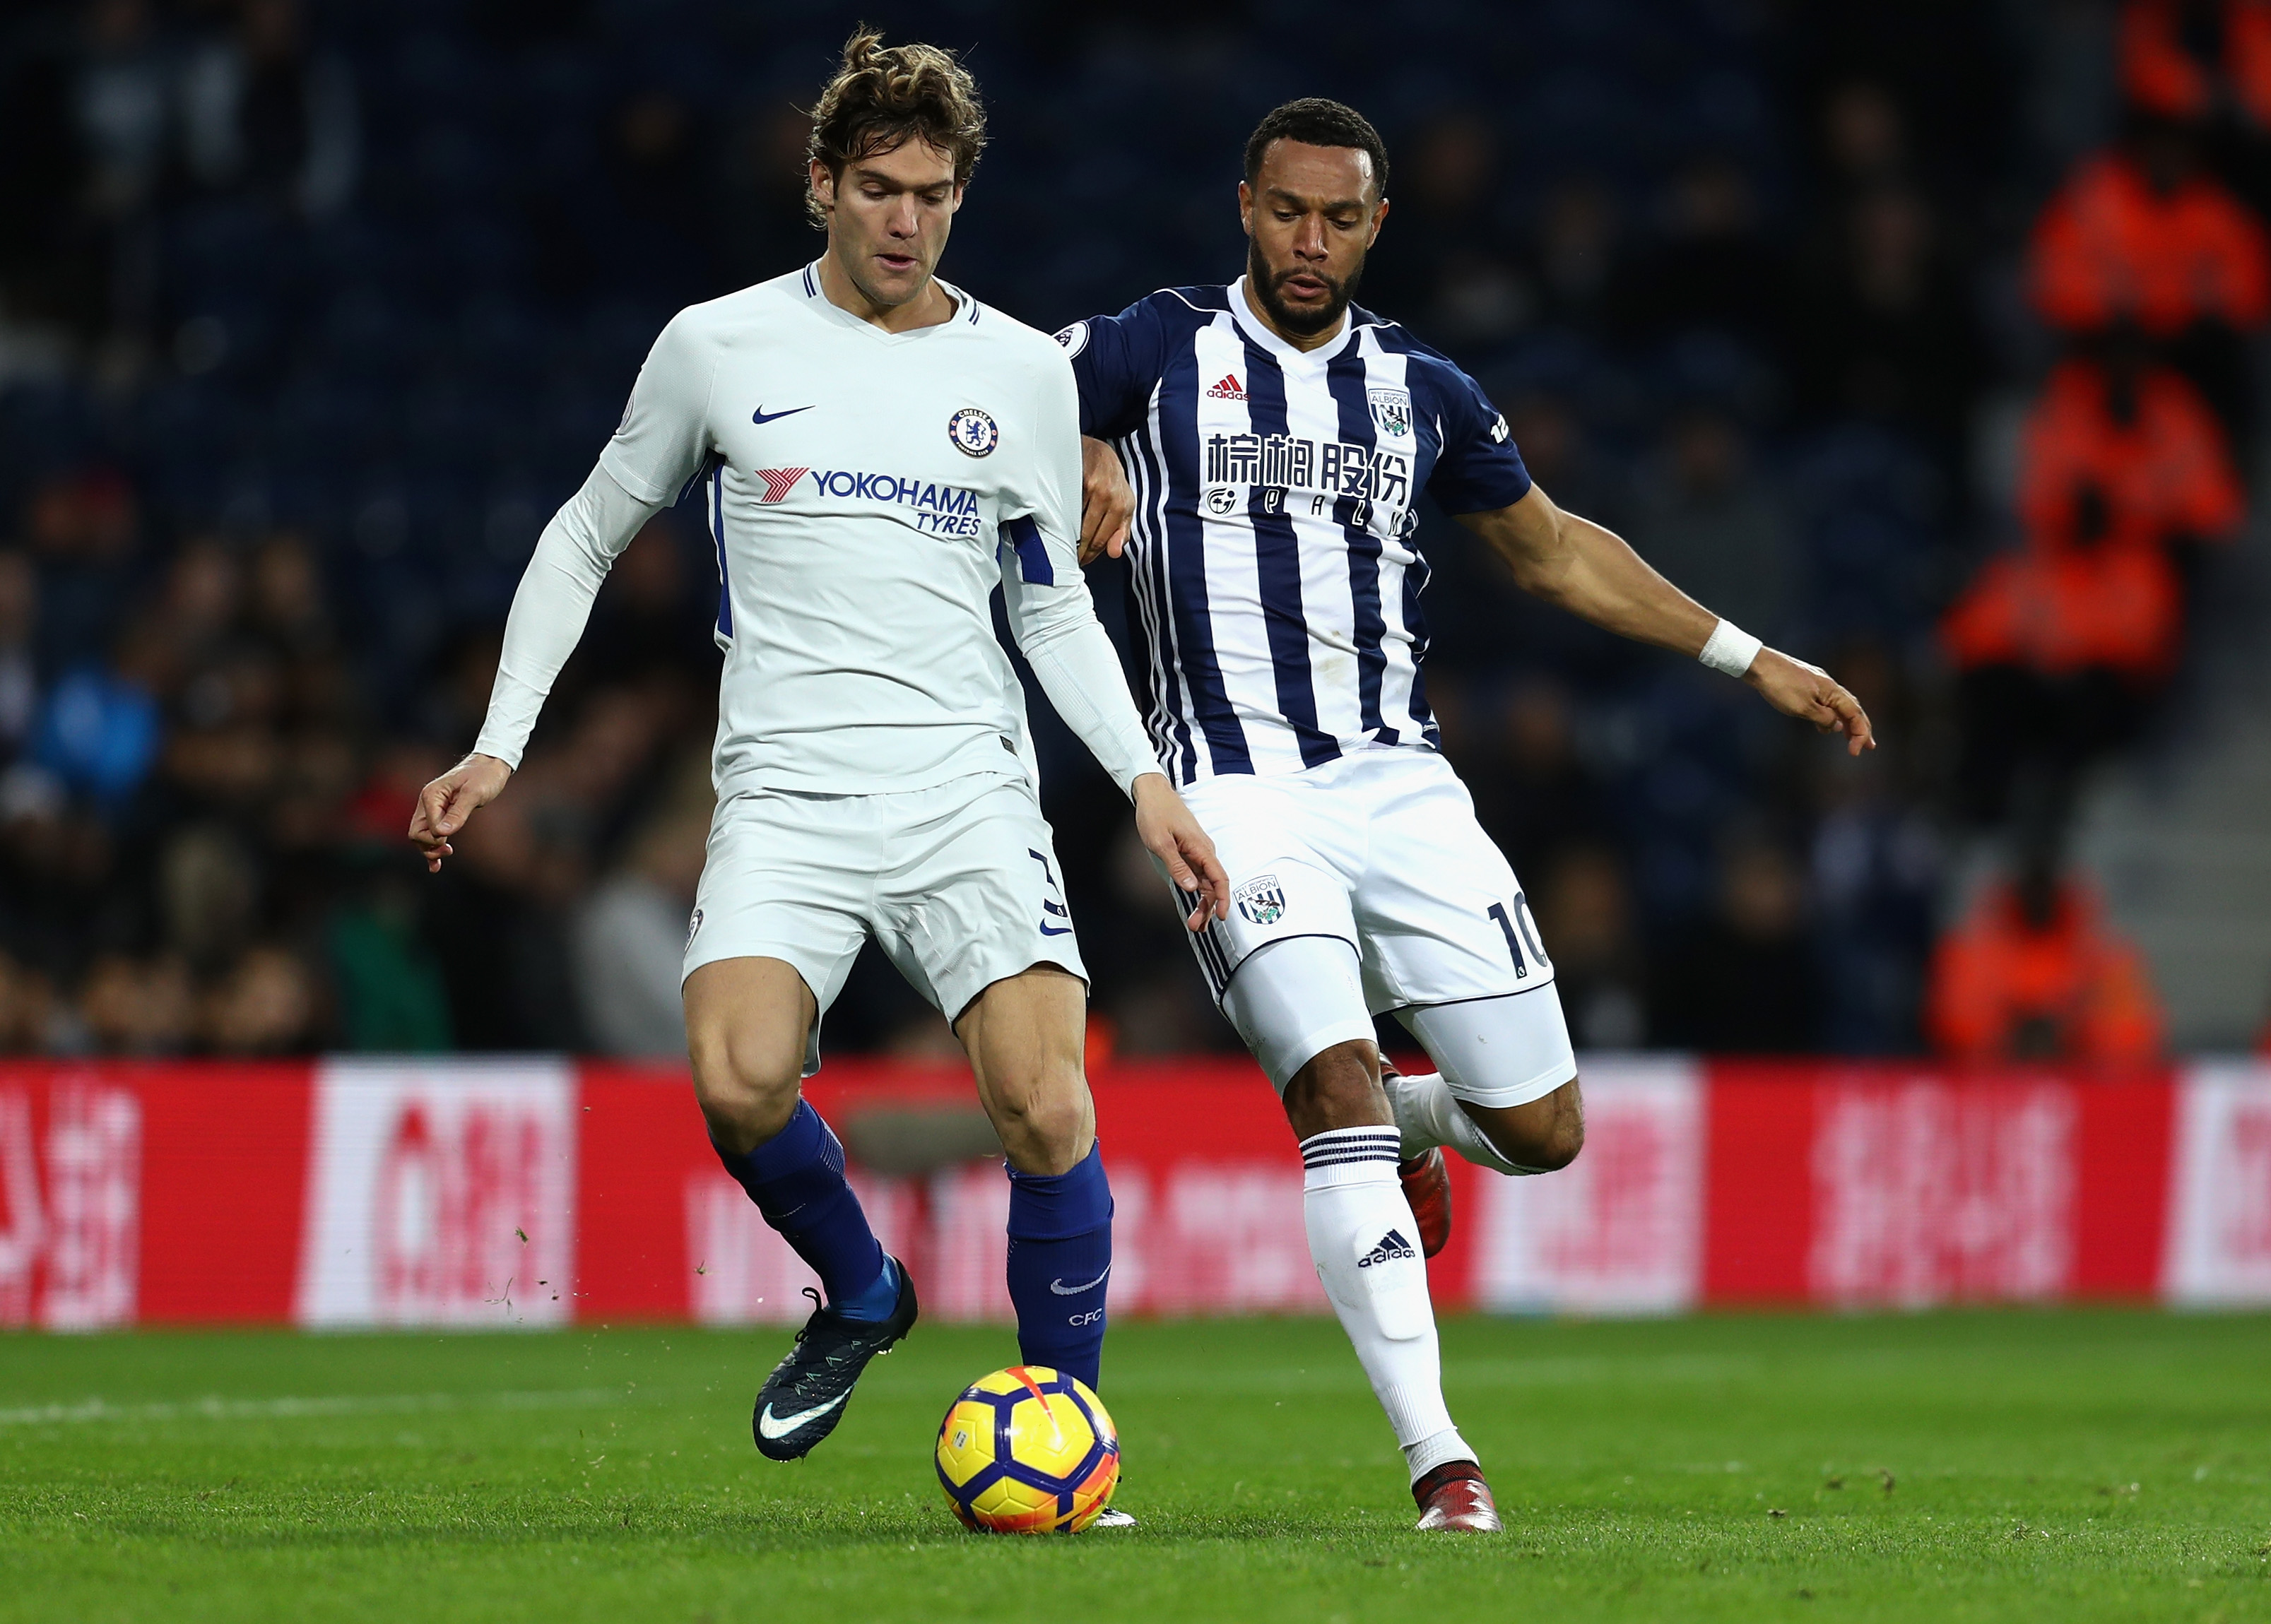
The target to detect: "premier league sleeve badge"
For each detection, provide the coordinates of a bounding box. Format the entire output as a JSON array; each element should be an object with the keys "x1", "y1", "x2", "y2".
[{"x1": 948, "y1": 407, "x2": 999, "y2": 457}]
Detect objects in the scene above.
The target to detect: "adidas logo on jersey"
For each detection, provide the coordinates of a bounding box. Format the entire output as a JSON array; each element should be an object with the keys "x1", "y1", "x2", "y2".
[
  {"x1": 1205, "y1": 372, "x2": 1247, "y2": 401},
  {"x1": 1357, "y1": 1228, "x2": 1417, "y2": 1268}
]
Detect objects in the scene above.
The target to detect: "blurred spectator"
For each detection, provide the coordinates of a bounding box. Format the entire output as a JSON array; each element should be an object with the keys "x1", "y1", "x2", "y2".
[
  {"x1": 1651, "y1": 838, "x2": 1822, "y2": 1053},
  {"x1": 1497, "y1": 391, "x2": 1621, "y2": 525},
  {"x1": 572, "y1": 776, "x2": 709, "y2": 1057},
  {"x1": 1943, "y1": 340, "x2": 2207, "y2": 833},
  {"x1": 1529, "y1": 177, "x2": 1624, "y2": 333},
  {"x1": 1465, "y1": 678, "x2": 1610, "y2": 878},
  {"x1": 2119, "y1": 0, "x2": 2271, "y2": 135},
  {"x1": 326, "y1": 851, "x2": 452, "y2": 1053},
  {"x1": 1531, "y1": 844, "x2": 1648, "y2": 1050},
  {"x1": 26, "y1": 469, "x2": 138, "y2": 677},
  {"x1": 596, "y1": 88, "x2": 714, "y2": 304},
  {"x1": 1818, "y1": 81, "x2": 1914, "y2": 196},
  {"x1": 1370, "y1": 112, "x2": 1530, "y2": 348},
  {"x1": 1789, "y1": 184, "x2": 1983, "y2": 454},
  {"x1": 1785, "y1": 424, "x2": 1948, "y2": 647},
  {"x1": 719, "y1": 100, "x2": 825, "y2": 285},
  {"x1": 1628, "y1": 409, "x2": 1792, "y2": 641},
  {"x1": 2015, "y1": 348, "x2": 2243, "y2": 549},
  {"x1": 33, "y1": 661, "x2": 159, "y2": 810},
  {"x1": 2027, "y1": 117, "x2": 2269, "y2": 422},
  {"x1": 79, "y1": 952, "x2": 193, "y2": 1053},
  {"x1": 1615, "y1": 158, "x2": 1782, "y2": 347},
  {"x1": 0, "y1": 552, "x2": 40, "y2": 754},
  {"x1": 202, "y1": 944, "x2": 318, "y2": 1052},
  {"x1": 1810, "y1": 737, "x2": 1942, "y2": 1053},
  {"x1": 0, "y1": 760, "x2": 113, "y2": 983},
  {"x1": 1925, "y1": 858, "x2": 2164, "y2": 1062},
  {"x1": 158, "y1": 824, "x2": 257, "y2": 973},
  {"x1": 1943, "y1": 542, "x2": 2181, "y2": 829},
  {"x1": 0, "y1": 949, "x2": 59, "y2": 1052},
  {"x1": 181, "y1": 0, "x2": 359, "y2": 217},
  {"x1": 73, "y1": 0, "x2": 172, "y2": 223}
]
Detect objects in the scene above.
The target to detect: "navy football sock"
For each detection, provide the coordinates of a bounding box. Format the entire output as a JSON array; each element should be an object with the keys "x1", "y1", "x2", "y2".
[
  {"x1": 1003, "y1": 1142, "x2": 1113, "y2": 1390},
  {"x1": 713, "y1": 1099, "x2": 889, "y2": 1318}
]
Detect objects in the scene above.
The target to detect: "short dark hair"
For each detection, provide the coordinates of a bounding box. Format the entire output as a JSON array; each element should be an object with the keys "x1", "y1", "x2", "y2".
[
  {"x1": 806, "y1": 27, "x2": 988, "y2": 227},
  {"x1": 1243, "y1": 98, "x2": 1390, "y2": 200}
]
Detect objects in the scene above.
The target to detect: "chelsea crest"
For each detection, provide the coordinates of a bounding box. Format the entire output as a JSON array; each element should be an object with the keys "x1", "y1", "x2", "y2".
[{"x1": 948, "y1": 407, "x2": 999, "y2": 457}]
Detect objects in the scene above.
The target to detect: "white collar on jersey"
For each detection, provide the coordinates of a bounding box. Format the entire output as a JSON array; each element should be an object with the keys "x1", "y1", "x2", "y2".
[
  {"x1": 1227, "y1": 274, "x2": 1352, "y2": 364},
  {"x1": 798, "y1": 259, "x2": 981, "y2": 335}
]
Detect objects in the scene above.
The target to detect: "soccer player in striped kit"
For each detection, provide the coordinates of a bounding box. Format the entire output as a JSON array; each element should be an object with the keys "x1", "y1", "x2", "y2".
[{"x1": 1066, "y1": 99, "x2": 1875, "y2": 1530}]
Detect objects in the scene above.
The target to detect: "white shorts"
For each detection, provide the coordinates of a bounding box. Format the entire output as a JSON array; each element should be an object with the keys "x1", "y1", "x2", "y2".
[
  {"x1": 1177, "y1": 746, "x2": 1568, "y2": 1085},
  {"x1": 684, "y1": 771, "x2": 1086, "y2": 1072}
]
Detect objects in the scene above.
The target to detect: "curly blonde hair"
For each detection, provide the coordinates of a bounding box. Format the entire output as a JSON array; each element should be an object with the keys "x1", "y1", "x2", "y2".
[{"x1": 805, "y1": 27, "x2": 987, "y2": 227}]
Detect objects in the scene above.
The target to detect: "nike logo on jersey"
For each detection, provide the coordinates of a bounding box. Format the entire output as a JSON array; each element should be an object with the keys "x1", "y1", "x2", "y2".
[
  {"x1": 751, "y1": 404, "x2": 815, "y2": 425},
  {"x1": 1048, "y1": 1264, "x2": 1111, "y2": 1296},
  {"x1": 756, "y1": 1392, "x2": 849, "y2": 1439}
]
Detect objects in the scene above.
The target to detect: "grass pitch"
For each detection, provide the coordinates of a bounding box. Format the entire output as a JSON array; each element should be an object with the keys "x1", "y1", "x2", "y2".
[{"x1": 2, "y1": 1311, "x2": 2267, "y2": 1623}]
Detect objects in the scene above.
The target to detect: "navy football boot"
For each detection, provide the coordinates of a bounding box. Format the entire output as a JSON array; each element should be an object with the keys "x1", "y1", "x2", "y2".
[{"x1": 752, "y1": 1257, "x2": 919, "y2": 1461}]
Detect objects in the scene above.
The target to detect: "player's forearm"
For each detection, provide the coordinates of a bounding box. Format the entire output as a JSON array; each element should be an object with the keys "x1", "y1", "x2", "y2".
[
  {"x1": 471, "y1": 465, "x2": 660, "y2": 767},
  {"x1": 1012, "y1": 595, "x2": 1158, "y2": 797},
  {"x1": 1485, "y1": 504, "x2": 1720, "y2": 659}
]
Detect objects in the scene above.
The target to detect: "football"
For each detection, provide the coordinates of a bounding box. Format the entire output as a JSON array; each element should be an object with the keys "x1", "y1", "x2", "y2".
[{"x1": 933, "y1": 1365, "x2": 1120, "y2": 1534}]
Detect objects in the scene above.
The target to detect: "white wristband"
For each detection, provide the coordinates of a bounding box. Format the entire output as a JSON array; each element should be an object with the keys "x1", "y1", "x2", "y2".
[{"x1": 1699, "y1": 619, "x2": 1763, "y2": 678}]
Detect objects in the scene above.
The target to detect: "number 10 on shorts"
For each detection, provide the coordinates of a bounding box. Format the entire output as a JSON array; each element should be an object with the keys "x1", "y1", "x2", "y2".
[{"x1": 1487, "y1": 894, "x2": 1548, "y2": 978}]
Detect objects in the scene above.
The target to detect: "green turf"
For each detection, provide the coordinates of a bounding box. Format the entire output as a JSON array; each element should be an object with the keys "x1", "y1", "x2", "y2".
[{"x1": 2, "y1": 1311, "x2": 2267, "y2": 1622}]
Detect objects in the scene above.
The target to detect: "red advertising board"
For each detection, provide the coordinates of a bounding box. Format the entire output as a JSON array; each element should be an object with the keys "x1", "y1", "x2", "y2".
[{"x1": 1, "y1": 1055, "x2": 2266, "y2": 1328}]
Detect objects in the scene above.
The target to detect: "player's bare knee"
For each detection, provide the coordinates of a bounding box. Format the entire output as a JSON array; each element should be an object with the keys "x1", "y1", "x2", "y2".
[
  {"x1": 1467, "y1": 1078, "x2": 1583, "y2": 1172},
  {"x1": 1282, "y1": 1039, "x2": 1389, "y2": 1137},
  {"x1": 686, "y1": 1022, "x2": 802, "y2": 1149},
  {"x1": 988, "y1": 1078, "x2": 1089, "y2": 1175},
  {"x1": 1520, "y1": 1105, "x2": 1584, "y2": 1172}
]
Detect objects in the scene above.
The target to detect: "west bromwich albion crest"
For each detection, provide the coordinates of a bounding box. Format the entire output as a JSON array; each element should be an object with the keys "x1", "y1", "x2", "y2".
[
  {"x1": 1367, "y1": 387, "x2": 1413, "y2": 439},
  {"x1": 1235, "y1": 875, "x2": 1287, "y2": 926}
]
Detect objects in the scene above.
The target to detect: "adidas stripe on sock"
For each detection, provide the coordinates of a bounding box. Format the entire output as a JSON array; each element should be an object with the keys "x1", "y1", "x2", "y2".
[{"x1": 1299, "y1": 1127, "x2": 1477, "y2": 1486}]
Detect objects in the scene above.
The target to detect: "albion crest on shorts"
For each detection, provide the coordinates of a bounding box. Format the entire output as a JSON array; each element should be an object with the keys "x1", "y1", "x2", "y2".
[{"x1": 1234, "y1": 875, "x2": 1287, "y2": 925}]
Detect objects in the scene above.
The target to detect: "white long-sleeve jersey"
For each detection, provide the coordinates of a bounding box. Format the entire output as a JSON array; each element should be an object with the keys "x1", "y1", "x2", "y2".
[{"x1": 473, "y1": 263, "x2": 1158, "y2": 800}]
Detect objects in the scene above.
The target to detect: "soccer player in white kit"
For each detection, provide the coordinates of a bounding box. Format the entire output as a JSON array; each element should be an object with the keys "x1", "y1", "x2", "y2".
[
  {"x1": 409, "y1": 33, "x2": 1227, "y2": 1483},
  {"x1": 1068, "y1": 100, "x2": 1875, "y2": 1530}
]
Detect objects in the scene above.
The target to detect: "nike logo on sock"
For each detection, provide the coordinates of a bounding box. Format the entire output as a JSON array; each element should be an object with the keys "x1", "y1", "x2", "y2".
[
  {"x1": 751, "y1": 404, "x2": 815, "y2": 425},
  {"x1": 1047, "y1": 1264, "x2": 1111, "y2": 1296},
  {"x1": 756, "y1": 1392, "x2": 849, "y2": 1439}
]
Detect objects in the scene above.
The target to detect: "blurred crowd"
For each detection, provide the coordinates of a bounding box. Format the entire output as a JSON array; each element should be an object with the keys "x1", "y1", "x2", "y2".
[{"x1": 0, "y1": 0, "x2": 2252, "y2": 1062}]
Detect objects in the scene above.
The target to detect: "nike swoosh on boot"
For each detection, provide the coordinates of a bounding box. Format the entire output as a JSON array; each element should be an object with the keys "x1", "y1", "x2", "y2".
[{"x1": 757, "y1": 1391, "x2": 850, "y2": 1440}]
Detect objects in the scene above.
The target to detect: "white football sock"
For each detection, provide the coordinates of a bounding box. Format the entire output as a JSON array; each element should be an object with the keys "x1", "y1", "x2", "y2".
[
  {"x1": 1300, "y1": 1127, "x2": 1477, "y2": 1485},
  {"x1": 1382, "y1": 1067, "x2": 1530, "y2": 1175}
]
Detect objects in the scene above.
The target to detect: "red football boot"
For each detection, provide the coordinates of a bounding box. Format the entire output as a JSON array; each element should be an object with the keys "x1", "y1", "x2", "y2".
[
  {"x1": 1398, "y1": 1146, "x2": 1452, "y2": 1259},
  {"x1": 1412, "y1": 1461, "x2": 1502, "y2": 1532}
]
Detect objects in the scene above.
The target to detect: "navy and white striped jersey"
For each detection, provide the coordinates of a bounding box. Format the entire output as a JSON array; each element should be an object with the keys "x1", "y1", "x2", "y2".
[{"x1": 1061, "y1": 276, "x2": 1531, "y2": 785}]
